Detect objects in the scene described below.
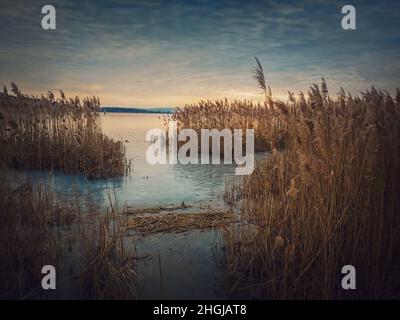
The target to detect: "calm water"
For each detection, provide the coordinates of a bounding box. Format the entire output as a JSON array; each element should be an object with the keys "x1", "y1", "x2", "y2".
[
  {"x1": 101, "y1": 113, "x2": 237, "y2": 208},
  {"x1": 20, "y1": 113, "x2": 240, "y2": 299},
  {"x1": 26, "y1": 113, "x2": 237, "y2": 209},
  {"x1": 102, "y1": 113, "x2": 235, "y2": 299}
]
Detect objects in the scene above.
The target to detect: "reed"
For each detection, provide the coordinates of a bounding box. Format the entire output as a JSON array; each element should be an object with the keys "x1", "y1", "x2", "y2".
[
  {"x1": 0, "y1": 174, "x2": 62, "y2": 298},
  {"x1": 77, "y1": 200, "x2": 137, "y2": 299},
  {"x1": 176, "y1": 59, "x2": 400, "y2": 299},
  {"x1": 172, "y1": 99, "x2": 288, "y2": 153},
  {"x1": 222, "y1": 85, "x2": 400, "y2": 298},
  {"x1": 0, "y1": 172, "x2": 137, "y2": 299},
  {"x1": 127, "y1": 210, "x2": 234, "y2": 234},
  {"x1": 0, "y1": 83, "x2": 130, "y2": 178}
]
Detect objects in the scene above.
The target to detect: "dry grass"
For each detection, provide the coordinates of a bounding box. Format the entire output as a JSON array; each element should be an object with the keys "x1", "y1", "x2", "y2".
[
  {"x1": 0, "y1": 174, "x2": 63, "y2": 298},
  {"x1": 125, "y1": 203, "x2": 191, "y2": 215},
  {"x1": 77, "y1": 197, "x2": 136, "y2": 299},
  {"x1": 0, "y1": 172, "x2": 137, "y2": 299},
  {"x1": 223, "y1": 84, "x2": 400, "y2": 299},
  {"x1": 177, "y1": 58, "x2": 400, "y2": 299},
  {"x1": 0, "y1": 83, "x2": 130, "y2": 178},
  {"x1": 172, "y1": 99, "x2": 288, "y2": 153},
  {"x1": 127, "y1": 210, "x2": 234, "y2": 234}
]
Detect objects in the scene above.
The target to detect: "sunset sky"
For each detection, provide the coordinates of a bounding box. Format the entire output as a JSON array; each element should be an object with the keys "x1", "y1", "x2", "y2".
[{"x1": 1, "y1": 0, "x2": 399, "y2": 107}]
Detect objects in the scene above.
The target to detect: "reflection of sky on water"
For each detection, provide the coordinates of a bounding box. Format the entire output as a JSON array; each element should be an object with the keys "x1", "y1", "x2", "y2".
[
  {"x1": 15, "y1": 113, "x2": 238, "y2": 209},
  {"x1": 101, "y1": 113, "x2": 236, "y2": 299},
  {"x1": 11, "y1": 113, "x2": 257, "y2": 299},
  {"x1": 101, "y1": 113, "x2": 237, "y2": 208},
  {"x1": 9, "y1": 113, "x2": 238, "y2": 299},
  {"x1": 135, "y1": 230, "x2": 225, "y2": 300}
]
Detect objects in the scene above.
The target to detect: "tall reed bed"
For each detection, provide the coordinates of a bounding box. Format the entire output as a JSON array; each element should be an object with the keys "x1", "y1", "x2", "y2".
[
  {"x1": 78, "y1": 195, "x2": 136, "y2": 299},
  {"x1": 0, "y1": 83, "x2": 129, "y2": 178},
  {"x1": 0, "y1": 172, "x2": 136, "y2": 299},
  {"x1": 0, "y1": 175, "x2": 61, "y2": 298},
  {"x1": 225, "y1": 86, "x2": 400, "y2": 298},
  {"x1": 177, "y1": 59, "x2": 400, "y2": 298},
  {"x1": 172, "y1": 100, "x2": 288, "y2": 152}
]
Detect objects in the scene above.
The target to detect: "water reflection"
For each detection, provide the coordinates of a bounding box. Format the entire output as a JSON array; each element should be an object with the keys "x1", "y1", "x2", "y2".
[
  {"x1": 13, "y1": 113, "x2": 237, "y2": 210},
  {"x1": 101, "y1": 113, "x2": 237, "y2": 208},
  {"x1": 100, "y1": 113, "x2": 235, "y2": 299},
  {"x1": 13, "y1": 113, "x2": 243, "y2": 299}
]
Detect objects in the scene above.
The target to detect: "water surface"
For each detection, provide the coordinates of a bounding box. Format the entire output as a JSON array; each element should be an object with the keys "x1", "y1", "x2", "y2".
[
  {"x1": 101, "y1": 113, "x2": 235, "y2": 299},
  {"x1": 12, "y1": 113, "x2": 250, "y2": 299},
  {"x1": 12, "y1": 113, "x2": 249, "y2": 298}
]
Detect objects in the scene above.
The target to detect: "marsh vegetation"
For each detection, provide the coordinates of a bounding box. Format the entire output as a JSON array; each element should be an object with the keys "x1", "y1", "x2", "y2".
[
  {"x1": 1, "y1": 58, "x2": 399, "y2": 299},
  {"x1": 0, "y1": 84, "x2": 135, "y2": 299},
  {"x1": 0, "y1": 172, "x2": 136, "y2": 299},
  {"x1": 0, "y1": 83, "x2": 130, "y2": 179},
  {"x1": 175, "y1": 59, "x2": 400, "y2": 299}
]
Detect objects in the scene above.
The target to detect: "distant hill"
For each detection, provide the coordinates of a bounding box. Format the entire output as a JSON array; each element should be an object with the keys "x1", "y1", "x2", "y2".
[{"x1": 100, "y1": 107, "x2": 175, "y2": 114}]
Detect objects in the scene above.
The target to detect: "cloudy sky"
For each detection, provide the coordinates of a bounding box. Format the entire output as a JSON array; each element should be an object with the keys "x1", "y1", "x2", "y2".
[{"x1": 0, "y1": 0, "x2": 399, "y2": 107}]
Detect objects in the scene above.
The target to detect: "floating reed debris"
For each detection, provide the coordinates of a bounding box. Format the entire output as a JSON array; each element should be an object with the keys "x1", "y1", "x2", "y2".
[
  {"x1": 127, "y1": 211, "x2": 234, "y2": 234},
  {"x1": 125, "y1": 203, "x2": 191, "y2": 215},
  {"x1": 0, "y1": 83, "x2": 130, "y2": 178}
]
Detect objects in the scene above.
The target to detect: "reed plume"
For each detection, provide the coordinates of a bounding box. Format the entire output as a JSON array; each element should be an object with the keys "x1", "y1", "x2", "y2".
[
  {"x1": 0, "y1": 83, "x2": 130, "y2": 178},
  {"x1": 173, "y1": 68, "x2": 400, "y2": 298}
]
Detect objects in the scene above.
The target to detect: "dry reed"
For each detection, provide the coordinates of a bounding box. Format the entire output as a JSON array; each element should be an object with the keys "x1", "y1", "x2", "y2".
[
  {"x1": 176, "y1": 58, "x2": 400, "y2": 299},
  {"x1": 0, "y1": 172, "x2": 137, "y2": 299},
  {"x1": 124, "y1": 203, "x2": 191, "y2": 215},
  {"x1": 223, "y1": 83, "x2": 400, "y2": 298},
  {"x1": 0, "y1": 175, "x2": 62, "y2": 298},
  {"x1": 0, "y1": 83, "x2": 130, "y2": 178},
  {"x1": 77, "y1": 197, "x2": 136, "y2": 299},
  {"x1": 127, "y1": 210, "x2": 234, "y2": 234},
  {"x1": 172, "y1": 99, "x2": 288, "y2": 153}
]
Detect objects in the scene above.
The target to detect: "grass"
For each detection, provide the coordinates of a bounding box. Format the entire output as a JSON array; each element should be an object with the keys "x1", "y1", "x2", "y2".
[
  {"x1": 127, "y1": 210, "x2": 234, "y2": 234},
  {"x1": 0, "y1": 171, "x2": 137, "y2": 299},
  {"x1": 125, "y1": 203, "x2": 191, "y2": 215},
  {"x1": 77, "y1": 195, "x2": 136, "y2": 299},
  {"x1": 176, "y1": 58, "x2": 400, "y2": 299},
  {"x1": 2, "y1": 60, "x2": 399, "y2": 299},
  {"x1": 0, "y1": 174, "x2": 61, "y2": 298},
  {"x1": 0, "y1": 83, "x2": 130, "y2": 179},
  {"x1": 172, "y1": 99, "x2": 288, "y2": 153}
]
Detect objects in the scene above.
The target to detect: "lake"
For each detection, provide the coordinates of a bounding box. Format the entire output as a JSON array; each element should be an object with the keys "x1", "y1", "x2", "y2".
[
  {"x1": 17, "y1": 113, "x2": 241, "y2": 299},
  {"x1": 102, "y1": 113, "x2": 236, "y2": 299}
]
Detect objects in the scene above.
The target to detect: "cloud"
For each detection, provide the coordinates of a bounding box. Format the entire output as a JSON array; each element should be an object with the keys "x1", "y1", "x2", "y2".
[{"x1": 0, "y1": 0, "x2": 399, "y2": 106}]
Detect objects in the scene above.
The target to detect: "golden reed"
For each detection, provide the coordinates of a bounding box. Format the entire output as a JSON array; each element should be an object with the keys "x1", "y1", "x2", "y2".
[
  {"x1": 0, "y1": 83, "x2": 130, "y2": 179},
  {"x1": 176, "y1": 59, "x2": 400, "y2": 299}
]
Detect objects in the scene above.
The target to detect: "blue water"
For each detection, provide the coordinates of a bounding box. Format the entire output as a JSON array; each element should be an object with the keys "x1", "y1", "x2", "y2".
[
  {"x1": 9, "y1": 113, "x2": 240, "y2": 299},
  {"x1": 19, "y1": 113, "x2": 237, "y2": 210}
]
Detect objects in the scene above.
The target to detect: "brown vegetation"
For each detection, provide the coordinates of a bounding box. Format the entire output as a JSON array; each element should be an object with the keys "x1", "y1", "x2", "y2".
[
  {"x1": 0, "y1": 83, "x2": 130, "y2": 178},
  {"x1": 0, "y1": 173, "x2": 136, "y2": 299},
  {"x1": 127, "y1": 210, "x2": 234, "y2": 234},
  {"x1": 177, "y1": 59, "x2": 400, "y2": 299}
]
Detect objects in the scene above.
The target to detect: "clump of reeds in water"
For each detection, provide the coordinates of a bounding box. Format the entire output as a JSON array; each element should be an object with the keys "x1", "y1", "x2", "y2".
[
  {"x1": 171, "y1": 58, "x2": 290, "y2": 154},
  {"x1": 0, "y1": 83, "x2": 129, "y2": 178},
  {"x1": 172, "y1": 100, "x2": 288, "y2": 153},
  {"x1": 0, "y1": 173, "x2": 136, "y2": 299},
  {"x1": 0, "y1": 174, "x2": 73, "y2": 299},
  {"x1": 223, "y1": 83, "x2": 400, "y2": 298},
  {"x1": 177, "y1": 59, "x2": 400, "y2": 299},
  {"x1": 78, "y1": 195, "x2": 136, "y2": 299}
]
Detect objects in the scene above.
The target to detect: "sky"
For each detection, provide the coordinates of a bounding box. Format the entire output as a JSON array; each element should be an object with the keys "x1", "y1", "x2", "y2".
[{"x1": 0, "y1": 0, "x2": 399, "y2": 107}]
